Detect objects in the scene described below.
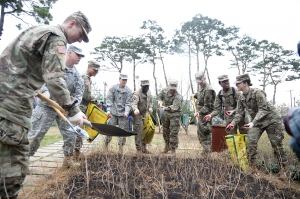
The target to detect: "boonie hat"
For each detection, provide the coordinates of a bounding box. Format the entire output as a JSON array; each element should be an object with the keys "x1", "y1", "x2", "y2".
[
  {"x1": 218, "y1": 74, "x2": 229, "y2": 82},
  {"x1": 140, "y1": 79, "x2": 150, "y2": 86},
  {"x1": 168, "y1": 79, "x2": 178, "y2": 90},
  {"x1": 88, "y1": 60, "x2": 100, "y2": 70},
  {"x1": 195, "y1": 71, "x2": 205, "y2": 83},
  {"x1": 68, "y1": 45, "x2": 85, "y2": 57},
  {"x1": 71, "y1": 11, "x2": 92, "y2": 43},
  {"x1": 119, "y1": 73, "x2": 128, "y2": 79},
  {"x1": 235, "y1": 73, "x2": 250, "y2": 84}
]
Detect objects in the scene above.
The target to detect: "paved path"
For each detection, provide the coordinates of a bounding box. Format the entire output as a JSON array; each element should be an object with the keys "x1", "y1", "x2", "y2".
[{"x1": 18, "y1": 135, "x2": 102, "y2": 198}]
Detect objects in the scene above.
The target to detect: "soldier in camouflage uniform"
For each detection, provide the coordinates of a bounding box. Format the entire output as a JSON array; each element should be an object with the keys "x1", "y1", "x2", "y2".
[
  {"x1": 158, "y1": 79, "x2": 183, "y2": 154},
  {"x1": 0, "y1": 11, "x2": 92, "y2": 199},
  {"x1": 104, "y1": 74, "x2": 133, "y2": 154},
  {"x1": 226, "y1": 74, "x2": 287, "y2": 167},
  {"x1": 28, "y1": 45, "x2": 85, "y2": 168},
  {"x1": 203, "y1": 74, "x2": 247, "y2": 134},
  {"x1": 76, "y1": 60, "x2": 100, "y2": 157},
  {"x1": 193, "y1": 71, "x2": 216, "y2": 153},
  {"x1": 131, "y1": 79, "x2": 153, "y2": 154}
]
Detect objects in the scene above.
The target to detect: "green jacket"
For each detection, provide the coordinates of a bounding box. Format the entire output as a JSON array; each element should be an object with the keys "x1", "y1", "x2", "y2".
[
  {"x1": 194, "y1": 83, "x2": 216, "y2": 116},
  {"x1": 0, "y1": 25, "x2": 79, "y2": 129},
  {"x1": 231, "y1": 88, "x2": 281, "y2": 128},
  {"x1": 158, "y1": 88, "x2": 183, "y2": 116},
  {"x1": 80, "y1": 71, "x2": 98, "y2": 112}
]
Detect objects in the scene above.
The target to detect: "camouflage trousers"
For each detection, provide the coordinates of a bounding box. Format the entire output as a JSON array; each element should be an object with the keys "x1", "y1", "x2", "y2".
[
  {"x1": 74, "y1": 137, "x2": 83, "y2": 151},
  {"x1": 28, "y1": 104, "x2": 80, "y2": 156},
  {"x1": 197, "y1": 115, "x2": 212, "y2": 152},
  {"x1": 133, "y1": 114, "x2": 146, "y2": 150},
  {"x1": 0, "y1": 117, "x2": 29, "y2": 198},
  {"x1": 225, "y1": 119, "x2": 248, "y2": 135},
  {"x1": 162, "y1": 113, "x2": 180, "y2": 149},
  {"x1": 247, "y1": 122, "x2": 287, "y2": 165},
  {"x1": 104, "y1": 114, "x2": 128, "y2": 145}
]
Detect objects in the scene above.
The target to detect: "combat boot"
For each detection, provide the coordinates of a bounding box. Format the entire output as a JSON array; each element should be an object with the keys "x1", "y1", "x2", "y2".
[
  {"x1": 135, "y1": 149, "x2": 142, "y2": 156},
  {"x1": 142, "y1": 144, "x2": 151, "y2": 154},
  {"x1": 73, "y1": 149, "x2": 83, "y2": 161},
  {"x1": 62, "y1": 155, "x2": 79, "y2": 169},
  {"x1": 104, "y1": 142, "x2": 109, "y2": 152},
  {"x1": 162, "y1": 143, "x2": 170, "y2": 153},
  {"x1": 278, "y1": 161, "x2": 289, "y2": 181},
  {"x1": 119, "y1": 145, "x2": 124, "y2": 154},
  {"x1": 171, "y1": 148, "x2": 176, "y2": 155},
  {"x1": 247, "y1": 162, "x2": 260, "y2": 177}
]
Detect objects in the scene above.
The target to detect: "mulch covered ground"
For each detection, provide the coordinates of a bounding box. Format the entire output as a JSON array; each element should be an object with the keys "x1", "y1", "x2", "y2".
[{"x1": 59, "y1": 153, "x2": 300, "y2": 199}]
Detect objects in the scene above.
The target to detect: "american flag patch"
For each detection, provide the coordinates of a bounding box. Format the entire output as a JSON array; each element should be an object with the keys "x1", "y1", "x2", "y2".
[{"x1": 57, "y1": 46, "x2": 66, "y2": 54}]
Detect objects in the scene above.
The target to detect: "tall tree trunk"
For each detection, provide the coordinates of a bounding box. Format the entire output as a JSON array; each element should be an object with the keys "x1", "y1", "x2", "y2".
[
  {"x1": 152, "y1": 49, "x2": 158, "y2": 96},
  {"x1": 159, "y1": 50, "x2": 168, "y2": 87},
  {"x1": 262, "y1": 52, "x2": 267, "y2": 91},
  {"x1": 242, "y1": 63, "x2": 246, "y2": 74},
  {"x1": 0, "y1": 5, "x2": 5, "y2": 40},
  {"x1": 273, "y1": 84, "x2": 277, "y2": 105},
  {"x1": 119, "y1": 62, "x2": 123, "y2": 73},
  {"x1": 133, "y1": 59, "x2": 136, "y2": 91},
  {"x1": 196, "y1": 47, "x2": 199, "y2": 72},
  {"x1": 230, "y1": 48, "x2": 241, "y2": 75},
  {"x1": 204, "y1": 57, "x2": 211, "y2": 84},
  {"x1": 188, "y1": 41, "x2": 194, "y2": 94}
]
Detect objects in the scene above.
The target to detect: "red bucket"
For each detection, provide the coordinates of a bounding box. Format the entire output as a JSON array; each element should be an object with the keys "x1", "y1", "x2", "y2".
[{"x1": 211, "y1": 125, "x2": 228, "y2": 152}]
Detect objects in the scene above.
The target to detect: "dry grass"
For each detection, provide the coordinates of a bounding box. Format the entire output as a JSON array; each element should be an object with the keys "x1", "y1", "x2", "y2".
[{"x1": 27, "y1": 125, "x2": 300, "y2": 199}]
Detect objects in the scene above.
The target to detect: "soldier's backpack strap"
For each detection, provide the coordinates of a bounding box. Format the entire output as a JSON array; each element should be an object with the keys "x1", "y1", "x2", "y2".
[{"x1": 218, "y1": 87, "x2": 235, "y2": 105}]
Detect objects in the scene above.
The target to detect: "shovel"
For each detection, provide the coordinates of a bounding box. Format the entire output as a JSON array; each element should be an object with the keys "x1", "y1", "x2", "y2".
[
  {"x1": 83, "y1": 116, "x2": 138, "y2": 137},
  {"x1": 37, "y1": 91, "x2": 137, "y2": 137},
  {"x1": 36, "y1": 91, "x2": 89, "y2": 139}
]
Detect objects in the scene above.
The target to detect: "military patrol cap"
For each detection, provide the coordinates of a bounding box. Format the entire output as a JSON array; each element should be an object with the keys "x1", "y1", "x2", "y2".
[
  {"x1": 235, "y1": 73, "x2": 251, "y2": 84},
  {"x1": 218, "y1": 74, "x2": 229, "y2": 82},
  {"x1": 68, "y1": 45, "x2": 85, "y2": 57},
  {"x1": 71, "y1": 11, "x2": 92, "y2": 43},
  {"x1": 195, "y1": 71, "x2": 205, "y2": 83},
  {"x1": 88, "y1": 60, "x2": 100, "y2": 70},
  {"x1": 168, "y1": 79, "x2": 178, "y2": 90},
  {"x1": 119, "y1": 73, "x2": 128, "y2": 79},
  {"x1": 141, "y1": 79, "x2": 150, "y2": 86}
]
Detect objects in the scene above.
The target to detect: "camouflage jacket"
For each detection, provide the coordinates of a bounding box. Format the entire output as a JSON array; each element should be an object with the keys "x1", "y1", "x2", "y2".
[
  {"x1": 131, "y1": 89, "x2": 153, "y2": 117},
  {"x1": 158, "y1": 88, "x2": 183, "y2": 115},
  {"x1": 194, "y1": 83, "x2": 216, "y2": 116},
  {"x1": 231, "y1": 88, "x2": 281, "y2": 128},
  {"x1": 210, "y1": 87, "x2": 241, "y2": 123},
  {"x1": 39, "y1": 65, "x2": 84, "y2": 108},
  {"x1": 107, "y1": 84, "x2": 132, "y2": 116},
  {"x1": 0, "y1": 25, "x2": 79, "y2": 129},
  {"x1": 80, "y1": 71, "x2": 98, "y2": 112}
]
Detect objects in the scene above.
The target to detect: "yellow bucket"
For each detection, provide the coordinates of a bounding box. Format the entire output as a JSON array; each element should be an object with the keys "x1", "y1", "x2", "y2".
[
  {"x1": 84, "y1": 103, "x2": 108, "y2": 142},
  {"x1": 225, "y1": 134, "x2": 249, "y2": 171}
]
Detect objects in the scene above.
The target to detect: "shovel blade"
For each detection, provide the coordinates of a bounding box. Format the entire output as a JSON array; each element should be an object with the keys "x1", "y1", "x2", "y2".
[
  {"x1": 68, "y1": 126, "x2": 89, "y2": 139},
  {"x1": 91, "y1": 123, "x2": 137, "y2": 137}
]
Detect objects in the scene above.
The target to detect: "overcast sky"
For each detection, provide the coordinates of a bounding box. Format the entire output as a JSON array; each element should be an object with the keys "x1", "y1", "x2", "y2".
[{"x1": 1, "y1": 0, "x2": 300, "y2": 106}]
